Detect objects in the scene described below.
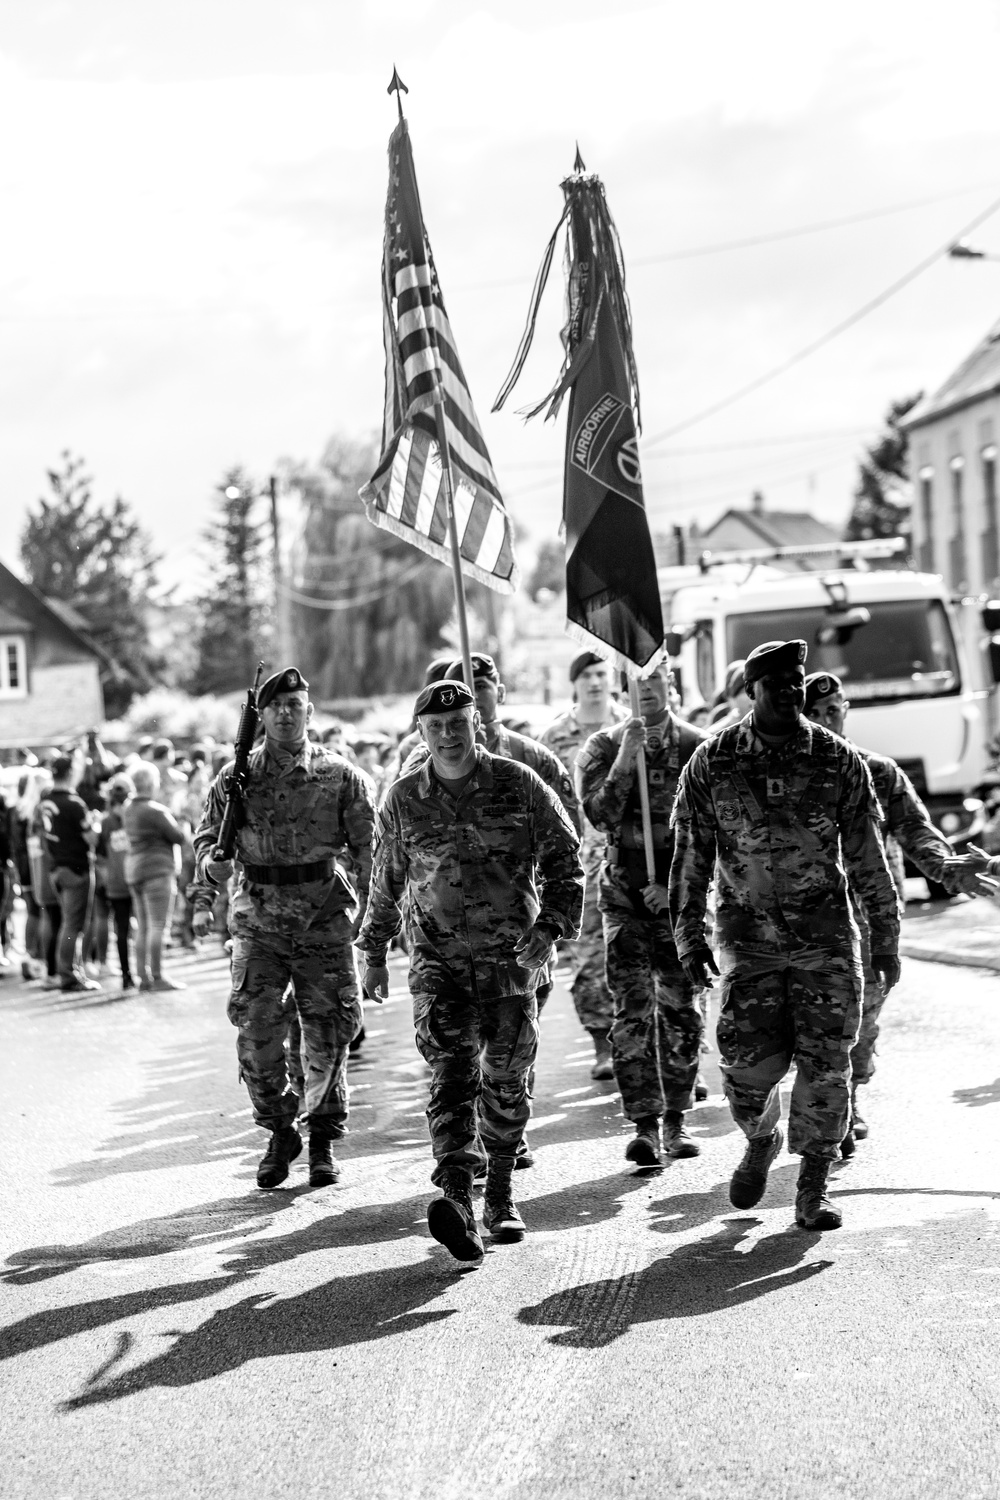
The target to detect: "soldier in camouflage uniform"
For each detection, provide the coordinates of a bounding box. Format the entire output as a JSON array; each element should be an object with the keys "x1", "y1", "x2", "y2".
[
  {"x1": 539, "y1": 651, "x2": 627, "y2": 1079},
  {"x1": 577, "y1": 661, "x2": 707, "y2": 1167},
  {"x1": 192, "y1": 667, "x2": 376, "y2": 1190},
  {"x1": 357, "y1": 679, "x2": 583, "y2": 1264},
  {"x1": 669, "y1": 639, "x2": 901, "y2": 1231},
  {"x1": 804, "y1": 670, "x2": 988, "y2": 1152}
]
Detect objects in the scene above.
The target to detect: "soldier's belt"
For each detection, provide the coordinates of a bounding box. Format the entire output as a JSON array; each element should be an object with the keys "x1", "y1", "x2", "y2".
[{"x1": 241, "y1": 858, "x2": 336, "y2": 886}]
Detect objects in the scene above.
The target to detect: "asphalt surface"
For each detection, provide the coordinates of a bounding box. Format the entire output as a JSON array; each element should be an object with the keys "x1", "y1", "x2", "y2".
[{"x1": 2, "y1": 919, "x2": 1000, "y2": 1500}]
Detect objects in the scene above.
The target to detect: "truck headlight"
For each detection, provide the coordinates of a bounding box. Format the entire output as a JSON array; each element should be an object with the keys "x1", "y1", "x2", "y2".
[{"x1": 939, "y1": 812, "x2": 962, "y2": 834}]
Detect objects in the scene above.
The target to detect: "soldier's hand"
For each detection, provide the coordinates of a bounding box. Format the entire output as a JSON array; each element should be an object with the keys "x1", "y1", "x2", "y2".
[
  {"x1": 206, "y1": 849, "x2": 234, "y2": 884},
  {"x1": 950, "y1": 867, "x2": 1000, "y2": 899},
  {"x1": 616, "y1": 717, "x2": 647, "y2": 770},
  {"x1": 363, "y1": 963, "x2": 389, "y2": 1002},
  {"x1": 641, "y1": 881, "x2": 670, "y2": 915},
  {"x1": 192, "y1": 910, "x2": 214, "y2": 938},
  {"x1": 872, "y1": 953, "x2": 901, "y2": 993},
  {"x1": 682, "y1": 945, "x2": 720, "y2": 988},
  {"x1": 943, "y1": 843, "x2": 992, "y2": 874},
  {"x1": 515, "y1": 923, "x2": 557, "y2": 970}
]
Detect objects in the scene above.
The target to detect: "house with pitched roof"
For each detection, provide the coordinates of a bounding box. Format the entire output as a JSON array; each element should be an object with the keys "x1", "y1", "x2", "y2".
[
  {"x1": 692, "y1": 491, "x2": 842, "y2": 569},
  {"x1": 902, "y1": 319, "x2": 1000, "y2": 594},
  {"x1": 0, "y1": 559, "x2": 106, "y2": 750}
]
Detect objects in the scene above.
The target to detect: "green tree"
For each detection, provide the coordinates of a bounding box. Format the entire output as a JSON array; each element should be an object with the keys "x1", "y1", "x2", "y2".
[
  {"x1": 844, "y1": 394, "x2": 923, "y2": 545},
  {"x1": 188, "y1": 467, "x2": 272, "y2": 695},
  {"x1": 19, "y1": 451, "x2": 161, "y2": 716}
]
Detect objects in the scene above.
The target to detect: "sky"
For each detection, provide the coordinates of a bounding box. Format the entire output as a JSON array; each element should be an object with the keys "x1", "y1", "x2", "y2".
[{"x1": 3, "y1": 0, "x2": 1000, "y2": 595}]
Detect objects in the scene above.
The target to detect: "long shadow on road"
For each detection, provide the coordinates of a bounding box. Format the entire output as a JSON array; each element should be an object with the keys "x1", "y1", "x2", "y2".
[{"x1": 59, "y1": 1258, "x2": 464, "y2": 1411}]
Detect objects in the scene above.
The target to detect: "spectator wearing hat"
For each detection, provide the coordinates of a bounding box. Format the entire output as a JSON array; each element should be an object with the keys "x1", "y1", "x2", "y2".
[
  {"x1": 577, "y1": 661, "x2": 707, "y2": 1166},
  {"x1": 193, "y1": 667, "x2": 376, "y2": 1191},
  {"x1": 357, "y1": 678, "x2": 584, "y2": 1263},
  {"x1": 538, "y1": 651, "x2": 627, "y2": 1077},
  {"x1": 803, "y1": 670, "x2": 987, "y2": 1153},
  {"x1": 670, "y1": 639, "x2": 900, "y2": 1231}
]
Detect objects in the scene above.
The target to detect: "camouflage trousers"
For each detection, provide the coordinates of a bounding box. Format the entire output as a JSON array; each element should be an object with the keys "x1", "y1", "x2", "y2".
[
  {"x1": 413, "y1": 982, "x2": 539, "y2": 1186},
  {"x1": 852, "y1": 925, "x2": 887, "y2": 1086},
  {"x1": 716, "y1": 948, "x2": 863, "y2": 1161},
  {"x1": 604, "y1": 912, "x2": 704, "y2": 1120},
  {"x1": 565, "y1": 887, "x2": 615, "y2": 1033},
  {"x1": 228, "y1": 918, "x2": 362, "y2": 1134}
]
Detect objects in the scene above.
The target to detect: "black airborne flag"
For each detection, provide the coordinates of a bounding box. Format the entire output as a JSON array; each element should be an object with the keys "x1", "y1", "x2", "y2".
[{"x1": 493, "y1": 160, "x2": 664, "y2": 675}]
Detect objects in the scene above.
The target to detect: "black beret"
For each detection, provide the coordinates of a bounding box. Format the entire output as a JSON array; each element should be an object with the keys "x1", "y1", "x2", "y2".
[
  {"x1": 414, "y1": 679, "x2": 476, "y2": 716},
  {"x1": 258, "y1": 667, "x2": 309, "y2": 710},
  {"x1": 443, "y1": 652, "x2": 500, "y2": 684},
  {"x1": 569, "y1": 651, "x2": 603, "y2": 683},
  {"x1": 743, "y1": 639, "x2": 807, "y2": 686},
  {"x1": 804, "y1": 671, "x2": 844, "y2": 713}
]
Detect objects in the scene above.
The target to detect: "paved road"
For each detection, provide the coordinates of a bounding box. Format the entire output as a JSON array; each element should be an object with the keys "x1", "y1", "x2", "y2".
[{"x1": 2, "y1": 933, "x2": 1000, "y2": 1500}]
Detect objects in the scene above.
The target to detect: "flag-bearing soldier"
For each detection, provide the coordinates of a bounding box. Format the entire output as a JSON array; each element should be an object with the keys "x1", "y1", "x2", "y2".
[
  {"x1": 192, "y1": 667, "x2": 376, "y2": 1190},
  {"x1": 669, "y1": 640, "x2": 900, "y2": 1231},
  {"x1": 356, "y1": 678, "x2": 584, "y2": 1264},
  {"x1": 803, "y1": 669, "x2": 988, "y2": 1152},
  {"x1": 577, "y1": 659, "x2": 707, "y2": 1166},
  {"x1": 538, "y1": 651, "x2": 627, "y2": 1079}
]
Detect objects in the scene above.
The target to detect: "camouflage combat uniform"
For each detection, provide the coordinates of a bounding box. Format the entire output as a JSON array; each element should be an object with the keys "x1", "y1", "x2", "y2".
[
  {"x1": 577, "y1": 714, "x2": 707, "y2": 1121},
  {"x1": 669, "y1": 715, "x2": 899, "y2": 1159},
  {"x1": 539, "y1": 703, "x2": 626, "y2": 1032},
  {"x1": 356, "y1": 747, "x2": 583, "y2": 1184},
  {"x1": 851, "y1": 748, "x2": 956, "y2": 1084},
  {"x1": 401, "y1": 719, "x2": 580, "y2": 834},
  {"x1": 193, "y1": 739, "x2": 376, "y2": 1136}
]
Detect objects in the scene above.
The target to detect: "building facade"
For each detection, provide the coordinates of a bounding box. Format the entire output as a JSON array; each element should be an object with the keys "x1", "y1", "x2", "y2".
[
  {"x1": 0, "y1": 560, "x2": 105, "y2": 749},
  {"x1": 904, "y1": 320, "x2": 1000, "y2": 597}
]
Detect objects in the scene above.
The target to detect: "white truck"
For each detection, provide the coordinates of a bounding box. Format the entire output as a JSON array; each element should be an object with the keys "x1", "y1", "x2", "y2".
[{"x1": 663, "y1": 541, "x2": 1000, "y2": 885}]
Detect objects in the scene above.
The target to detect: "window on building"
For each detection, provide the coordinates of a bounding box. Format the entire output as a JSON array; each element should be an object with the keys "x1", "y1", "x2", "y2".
[
  {"x1": 981, "y1": 444, "x2": 999, "y2": 590},
  {"x1": 950, "y1": 455, "x2": 967, "y2": 591},
  {"x1": 0, "y1": 636, "x2": 27, "y2": 698},
  {"x1": 918, "y1": 466, "x2": 935, "y2": 573}
]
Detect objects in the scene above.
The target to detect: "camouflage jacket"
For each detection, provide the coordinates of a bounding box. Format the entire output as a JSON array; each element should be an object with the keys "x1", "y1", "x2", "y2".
[
  {"x1": 399, "y1": 718, "x2": 581, "y2": 834},
  {"x1": 538, "y1": 701, "x2": 628, "y2": 777},
  {"x1": 669, "y1": 714, "x2": 899, "y2": 961},
  {"x1": 357, "y1": 747, "x2": 584, "y2": 999},
  {"x1": 577, "y1": 713, "x2": 706, "y2": 917},
  {"x1": 860, "y1": 747, "x2": 952, "y2": 888},
  {"x1": 193, "y1": 738, "x2": 376, "y2": 938}
]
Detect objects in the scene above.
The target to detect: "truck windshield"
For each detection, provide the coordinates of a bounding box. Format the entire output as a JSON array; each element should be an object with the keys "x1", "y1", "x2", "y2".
[{"x1": 726, "y1": 599, "x2": 960, "y2": 705}]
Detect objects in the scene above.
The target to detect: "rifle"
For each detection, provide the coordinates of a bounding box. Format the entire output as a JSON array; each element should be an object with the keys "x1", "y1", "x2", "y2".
[{"x1": 214, "y1": 662, "x2": 264, "y2": 861}]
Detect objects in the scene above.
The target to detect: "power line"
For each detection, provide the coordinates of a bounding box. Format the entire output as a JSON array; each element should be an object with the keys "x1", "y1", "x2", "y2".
[
  {"x1": 453, "y1": 181, "x2": 999, "y2": 294},
  {"x1": 281, "y1": 557, "x2": 428, "y2": 609},
  {"x1": 640, "y1": 188, "x2": 1000, "y2": 450},
  {"x1": 498, "y1": 424, "x2": 871, "y2": 473}
]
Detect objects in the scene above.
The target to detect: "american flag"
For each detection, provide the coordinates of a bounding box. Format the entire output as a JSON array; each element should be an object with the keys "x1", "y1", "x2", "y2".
[{"x1": 360, "y1": 120, "x2": 519, "y2": 594}]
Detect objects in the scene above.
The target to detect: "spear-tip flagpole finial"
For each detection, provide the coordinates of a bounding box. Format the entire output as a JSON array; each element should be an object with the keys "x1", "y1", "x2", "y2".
[
  {"x1": 573, "y1": 142, "x2": 586, "y2": 173},
  {"x1": 388, "y1": 66, "x2": 408, "y2": 122}
]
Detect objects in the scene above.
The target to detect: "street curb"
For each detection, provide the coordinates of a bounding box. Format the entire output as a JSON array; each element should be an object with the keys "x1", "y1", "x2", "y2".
[{"x1": 901, "y1": 940, "x2": 1000, "y2": 973}]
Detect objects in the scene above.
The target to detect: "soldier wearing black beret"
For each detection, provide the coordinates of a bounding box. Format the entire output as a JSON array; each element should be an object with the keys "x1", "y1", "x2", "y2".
[
  {"x1": 193, "y1": 666, "x2": 376, "y2": 1191},
  {"x1": 669, "y1": 639, "x2": 900, "y2": 1231}
]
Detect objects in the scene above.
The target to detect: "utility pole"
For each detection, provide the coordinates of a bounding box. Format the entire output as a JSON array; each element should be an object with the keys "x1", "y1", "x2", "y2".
[{"x1": 268, "y1": 475, "x2": 293, "y2": 666}]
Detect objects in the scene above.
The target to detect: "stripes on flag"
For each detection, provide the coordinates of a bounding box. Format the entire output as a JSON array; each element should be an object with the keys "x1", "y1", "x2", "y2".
[{"x1": 360, "y1": 119, "x2": 519, "y2": 595}]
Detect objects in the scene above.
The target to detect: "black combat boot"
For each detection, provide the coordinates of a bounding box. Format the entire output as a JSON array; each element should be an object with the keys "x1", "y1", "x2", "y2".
[
  {"x1": 851, "y1": 1085, "x2": 869, "y2": 1140},
  {"x1": 349, "y1": 1024, "x2": 366, "y2": 1056},
  {"x1": 840, "y1": 1125, "x2": 856, "y2": 1159},
  {"x1": 256, "y1": 1125, "x2": 302, "y2": 1189},
  {"x1": 308, "y1": 1131, "x2": 341, "y2": 1187},
  {"x1": 795, "y1": 1154, "x2": 842, "y2": 1230},
  {"x1": 694, "y1": 1071, "x2": 709, "y2": 1102},
  {"x1": 426, "y1": 1168, "x2": 484, "y2": 1262},
  {"x1": 663, "y1": 1110, "x2": 701, "y2": 1158},
  {"x1": 624, "y1": 1116, "x2": 661, "y2": 1167},
  {"x1": 729, "y1": 1127, "x2": 784, "y2": 1209},
  {"x1": 514, "y1": 1134, "x2": 535, "y2": 1169},
  {"x1": 589, "y1": 1029, "x2": 615, "y2": 1081},
  {"x1": 482, "y1": 1156, "x2": 527, "y2": 1242}
]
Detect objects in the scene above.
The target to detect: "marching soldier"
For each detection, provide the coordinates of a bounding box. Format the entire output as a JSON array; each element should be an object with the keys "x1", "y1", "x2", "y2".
[
  {"x1": 193, "y1": 668, "x2": 376, "y2": 1190},
  {"x1": 539, "y1": 652, "x2": 627, "y2": 1078},
  {"x1": 669, "y1": 640, "x2": 900, "y2": 1231},
  {"x1": 577, "y1": 660, "x2": 707, "y2": 1167},
  {"x1": 356, "y1": 679, "x2": 583, "y2": 1264},
  {"x1": 803, "y1": 670, "x2": 988, "y2": 1151}
]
